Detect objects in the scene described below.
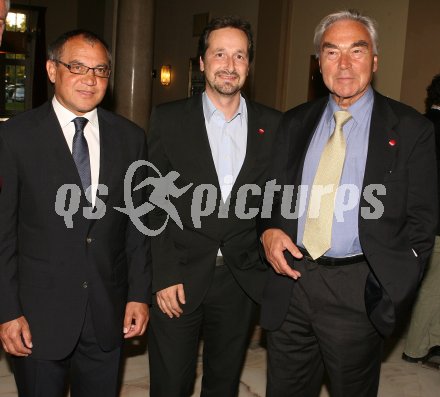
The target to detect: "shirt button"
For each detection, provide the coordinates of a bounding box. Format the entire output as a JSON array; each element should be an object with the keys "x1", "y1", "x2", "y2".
[{"x1": 82, "y1": 282, "x2": 88, "y2": 289}]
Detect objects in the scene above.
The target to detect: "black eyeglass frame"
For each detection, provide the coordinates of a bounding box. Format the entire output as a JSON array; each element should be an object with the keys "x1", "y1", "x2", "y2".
[{"x1": 54, "y1": 59, "x2": 111, "y2": 78}]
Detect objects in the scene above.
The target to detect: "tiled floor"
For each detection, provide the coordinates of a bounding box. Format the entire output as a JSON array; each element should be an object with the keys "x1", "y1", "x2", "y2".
[{"x1": 1, "y1": 334, "x2": 439, "y2": 396}]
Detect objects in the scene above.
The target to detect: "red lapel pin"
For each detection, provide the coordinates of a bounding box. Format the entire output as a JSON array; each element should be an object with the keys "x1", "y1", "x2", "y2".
[
  {"x1": 257, "y1": 128, "x2": 265, "y2": 135},
  {"x1": 388, "y1": 139, "x2": 396, "y2": 146}
]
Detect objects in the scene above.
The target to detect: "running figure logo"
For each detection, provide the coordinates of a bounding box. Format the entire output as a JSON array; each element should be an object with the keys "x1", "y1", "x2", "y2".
[{"x1": 115, "y1": 160, "x2": 192, "y2": 236}]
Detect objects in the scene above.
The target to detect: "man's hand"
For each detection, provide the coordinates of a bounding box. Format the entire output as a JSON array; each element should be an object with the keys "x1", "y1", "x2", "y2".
[
  {"x1": 261, "y1": 228, "x2": 302, "y2": 279},
  {"x1": 123, "y1": 302, "x2": 149, "y2": 339},
  {"x1": 0, "y1": 316, "x2": 33, "y2": 356},
  {"x1": 156, "y1": 284, "x2": 185, "y2": 318}
]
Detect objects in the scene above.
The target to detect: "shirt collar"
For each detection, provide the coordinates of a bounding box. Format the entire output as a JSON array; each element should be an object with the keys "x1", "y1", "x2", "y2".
[
  {"x1": 432, "y1": 104, "x2": 440, "y2": 111},
  {"x1": 52, "y1": 96, "x2": 99, "y2": 129},
  {"x1": 202, "y1": 91, "x2": 245, "y2": 123},
  {"x1": 326, "y1": 85, "x2": 374, "y2": 125}
]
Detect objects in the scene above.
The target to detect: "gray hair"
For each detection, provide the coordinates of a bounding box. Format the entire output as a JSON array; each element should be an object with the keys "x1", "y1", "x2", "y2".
[
  {"x1": 313, "y1": 9, "x2": 378, "y2": 58},
  {"x1": 5, "y1": 0, "x2": 10, "y2": 12}
]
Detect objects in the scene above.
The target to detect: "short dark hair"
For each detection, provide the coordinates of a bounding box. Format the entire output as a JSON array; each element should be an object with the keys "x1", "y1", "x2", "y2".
[
  {"x1": 48, "y1": 29, "x2": 112, "y2": 67},
  {"x1": 425, "y1": 74, "x2": 440, "y2": 112},
  {"x1": 197, "y1": 16, "x2": 254, "y2": 63}
]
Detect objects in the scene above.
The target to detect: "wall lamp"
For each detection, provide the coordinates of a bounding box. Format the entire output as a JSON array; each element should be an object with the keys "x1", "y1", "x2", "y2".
[{"x1": 160, "y1": 65, "x2": 171, "y2": 86}]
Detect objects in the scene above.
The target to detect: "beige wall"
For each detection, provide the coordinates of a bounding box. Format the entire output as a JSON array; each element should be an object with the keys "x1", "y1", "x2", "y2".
[
  {"x1": 152, "y1": 0, "x2": 259, "y2": 106},
  {"x1": 253, "y1": 0, "x2": 291, "y2": 110},
  {"x1": 283, "y1": 0, "x2": 409, "y2": 110},
  {"x1": 401, "y1": 0, "x2": 440, "y2": 113}
]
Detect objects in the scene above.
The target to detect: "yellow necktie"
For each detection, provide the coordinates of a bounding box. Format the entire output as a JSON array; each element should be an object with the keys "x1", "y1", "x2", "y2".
[{"x1": 303, "y1": 110, "x2": 352, "y2": 259}]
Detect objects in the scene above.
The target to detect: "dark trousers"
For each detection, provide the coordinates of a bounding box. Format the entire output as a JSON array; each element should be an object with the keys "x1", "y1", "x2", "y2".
[
  {"x1": 12, "y1": 304, "x2": 122, "y2": 397},
  {"x1": 148, "y1": 264, "x2": 256, "y2": 397},
  {"x1": 266, "y1": 259, "x2": 384, "y2": 397}
]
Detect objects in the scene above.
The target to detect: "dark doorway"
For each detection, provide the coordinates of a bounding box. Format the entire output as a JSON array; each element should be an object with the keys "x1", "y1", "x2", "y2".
[{"x1": 307, "y1": 55, "x2": 328, "y2": 101}]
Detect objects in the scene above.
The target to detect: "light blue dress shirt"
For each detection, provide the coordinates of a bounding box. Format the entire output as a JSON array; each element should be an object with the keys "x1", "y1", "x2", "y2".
[
  {"x1": 297, "y1": 86, "x2": 374, "y2": 257},
  {"x1": 202, "y1": 92, "x2": 248, "y2": 203}
]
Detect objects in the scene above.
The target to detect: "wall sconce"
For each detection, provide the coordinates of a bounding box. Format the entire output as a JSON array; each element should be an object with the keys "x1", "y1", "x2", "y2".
[{"x1": 160, "y1": 65, "x2": 171, "y2": 86}]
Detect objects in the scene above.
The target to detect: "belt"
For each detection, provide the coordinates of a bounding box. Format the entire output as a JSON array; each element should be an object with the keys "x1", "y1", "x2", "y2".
[
  {"x1": 298, "y1": 247, "x2": 365, "y2": 266},
  {"x1": 215, "y1": 256, "x2": 225, "y2": 267}
]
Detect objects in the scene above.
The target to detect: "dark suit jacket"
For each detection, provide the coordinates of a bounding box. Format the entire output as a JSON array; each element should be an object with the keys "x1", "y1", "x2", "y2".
[
  {"x1": 0, "y1": 101, "x2": 151, "y2": 360},
  {"x1": 257, "y1": 91, "x2": 437, "y2": 337},
  {"x1": 147, "y1": 94, "x2": 281, "y2": 313},
  {"x1": 425, "y1": 108, "x2": 440, "y2": 234}
]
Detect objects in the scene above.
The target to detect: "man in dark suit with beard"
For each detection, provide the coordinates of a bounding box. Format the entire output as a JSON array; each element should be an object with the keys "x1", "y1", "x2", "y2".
[
  {"x1": 147, "y1": 16, "x2": 281, "y2": 397},
  {"x1": 0, "y1": 30, "x2": 151, "y2": 397},
  {"x1": 258, "y1": 10, "x2": 437, "y2": 397}
]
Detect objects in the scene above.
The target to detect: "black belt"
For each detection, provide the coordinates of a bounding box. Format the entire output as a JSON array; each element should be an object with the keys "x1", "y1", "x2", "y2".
[
  {"x1": 298, "y1": 247, "x2": 365, "y2": 266},
  {"x1": 215, "y1": 256, "x2": 225, "y2": 267}
]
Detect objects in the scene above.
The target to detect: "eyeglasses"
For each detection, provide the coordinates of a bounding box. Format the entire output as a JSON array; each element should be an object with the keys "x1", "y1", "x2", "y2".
[{"x1": 55, "y1": 60, "x2": 111, "y2": 78}]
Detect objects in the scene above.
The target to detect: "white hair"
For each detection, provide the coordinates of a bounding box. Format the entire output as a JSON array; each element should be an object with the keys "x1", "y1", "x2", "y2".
[{"x1": 314, "y1": 9, "x2": 379, "y2": 58}]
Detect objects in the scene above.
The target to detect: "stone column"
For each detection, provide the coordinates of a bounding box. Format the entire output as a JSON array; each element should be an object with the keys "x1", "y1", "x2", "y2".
[{"x1": 113, "y1": 0, "x2": 154, "y2": 131}]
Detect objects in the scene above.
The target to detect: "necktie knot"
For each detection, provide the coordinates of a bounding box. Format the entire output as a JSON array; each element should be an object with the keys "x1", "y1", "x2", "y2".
[
  {"x1": 73, "y1": 117, "x2": 88, "y2": 133},
  {"x1": 334, "y1": 110, "x2": 352, "y2": 129}
]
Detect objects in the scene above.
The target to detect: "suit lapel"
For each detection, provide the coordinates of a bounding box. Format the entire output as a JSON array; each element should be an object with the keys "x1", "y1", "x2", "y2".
[
  {"x1": 183, "y1": 95, "x2": 220, "y2": 189},
  {"x1": 37, "y1": 101, "x2": 91, "y2": 230},
  {"x1": 41, "y1": 102, "x2": 86, "y2": 193},
  {"x1": 96, "y1": 108, "x2": 115, "y2": 207},
  {"x1": 294, "y1": 98, "x2": 328, "y2": 186},
  {"x1": 232, "y1": 99, "x2": 261, "y2": 192},
  {"x1": 362, "y1": 92, "x2": 399, "y2": 187}
]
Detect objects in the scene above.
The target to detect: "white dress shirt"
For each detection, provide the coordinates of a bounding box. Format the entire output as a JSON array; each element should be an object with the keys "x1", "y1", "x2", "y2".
[{"x1": 52, "y1": 96, "x2": 100, "y2": 206}]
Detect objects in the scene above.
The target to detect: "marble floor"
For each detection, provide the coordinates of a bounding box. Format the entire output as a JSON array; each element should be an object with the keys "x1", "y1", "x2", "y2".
[{"x1": 1, "y1": 333, "x2": 439, "y2": 397}]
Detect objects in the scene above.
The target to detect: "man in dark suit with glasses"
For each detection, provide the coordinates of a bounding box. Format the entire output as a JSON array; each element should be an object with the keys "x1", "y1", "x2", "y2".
[{"x1": 0, "y1": 29, "x2": 151, "y2": 397}]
